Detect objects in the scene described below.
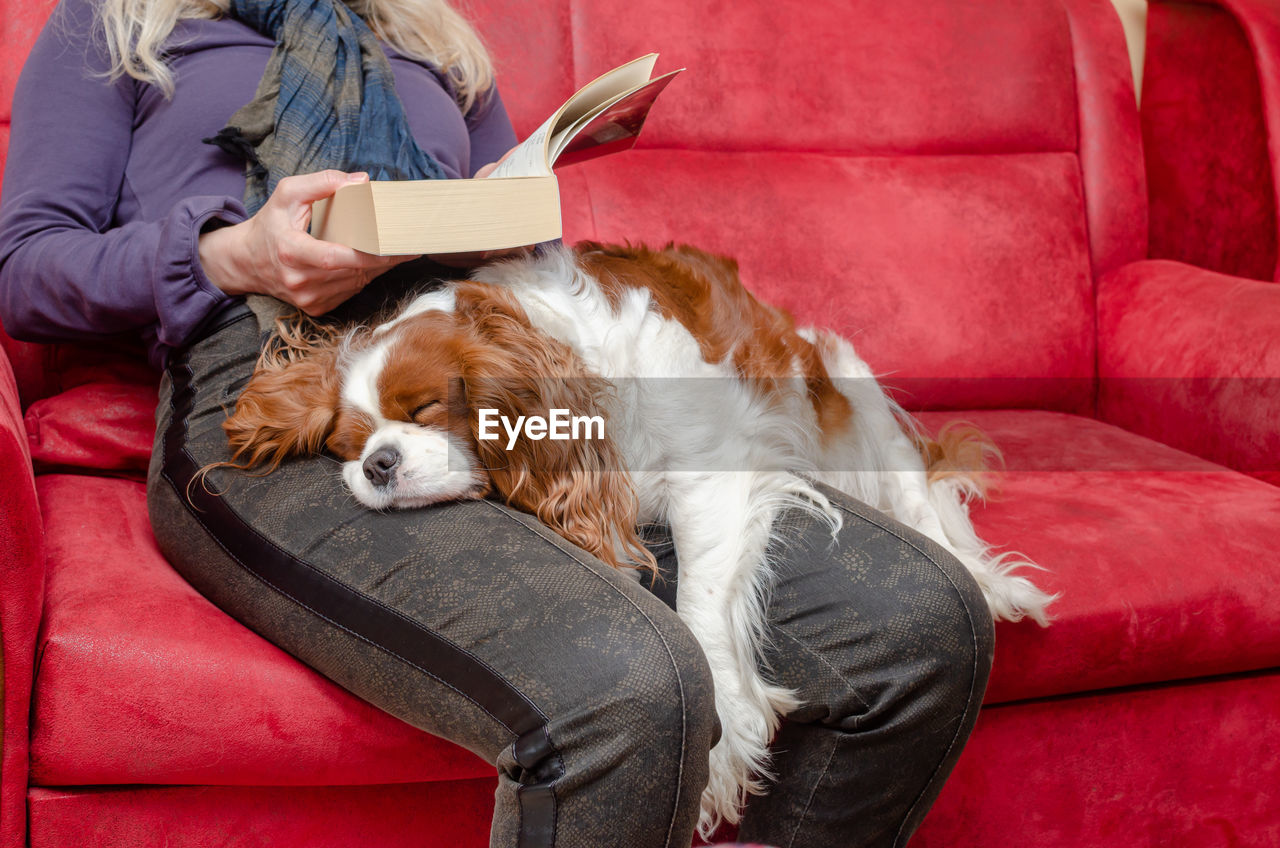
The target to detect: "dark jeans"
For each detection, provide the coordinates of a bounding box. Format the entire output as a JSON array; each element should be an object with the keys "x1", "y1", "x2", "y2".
[{"x1": 146, "y1": 303, "x2": 994, "y2": 848}]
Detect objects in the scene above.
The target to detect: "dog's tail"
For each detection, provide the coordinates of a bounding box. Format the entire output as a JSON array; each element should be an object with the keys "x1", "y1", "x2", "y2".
[
  {"x1": 913, "y1": 421, "x2": 1003, "y2": 500},
  {"x1": 911, "y1": 421, "x2": 1056, "y2": 626}
]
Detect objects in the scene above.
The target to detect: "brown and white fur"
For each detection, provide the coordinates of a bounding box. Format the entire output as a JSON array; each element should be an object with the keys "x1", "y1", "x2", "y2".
[{"x1": 223, "y1": 242, "x2": 1053, "y2": 836}]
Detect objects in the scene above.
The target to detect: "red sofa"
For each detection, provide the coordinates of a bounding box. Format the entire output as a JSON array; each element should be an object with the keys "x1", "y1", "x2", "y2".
[
  {"x1": 2, "y1": 0, "x2": 1279, "y2": 845},
  {"x1": 1130, "y1": 0, "x2": 1280, "y2": 486}
]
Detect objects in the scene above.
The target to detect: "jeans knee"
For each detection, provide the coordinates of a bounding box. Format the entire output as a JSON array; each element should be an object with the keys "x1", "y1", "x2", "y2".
[
  {"x1": 495, "y1": 606, "x2": 722, "y2": 847},
  {"x1": 624, "y1": 613, "x2": 721, "y2": 758},
  {"x1": 781, "y1": 501, "x2": 996, "y2": 730},
  {"x1": 548, "y1": 604, "x2": 720, "y2": 788},
  {"x1": 894, "y1": 536, "x2": 995, "y2": 719}
]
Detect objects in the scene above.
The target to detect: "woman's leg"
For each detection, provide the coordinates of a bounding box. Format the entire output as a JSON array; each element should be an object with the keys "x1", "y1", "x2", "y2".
[
  {"x1": 724, "y1": 485, "x2": 997, "y2": 848},
  {"x1": 146, "y1": 305, "x2": 718, "y2": 848}
]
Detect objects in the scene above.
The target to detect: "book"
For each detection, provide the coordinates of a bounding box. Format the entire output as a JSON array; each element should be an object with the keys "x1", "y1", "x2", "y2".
[{"x1": 310, "y1": 54, "x2": 682, "y2": 255}]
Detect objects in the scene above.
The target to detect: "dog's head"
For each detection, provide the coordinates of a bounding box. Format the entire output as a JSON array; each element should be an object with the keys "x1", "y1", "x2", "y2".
[{"x1": 221, "y1": 282, "x2": 651, "y2": 570}]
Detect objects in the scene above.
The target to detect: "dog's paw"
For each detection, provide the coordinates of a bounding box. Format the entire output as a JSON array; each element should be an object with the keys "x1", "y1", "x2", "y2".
[
  {"x1": 974, "y1": 560, "x2": 1057, "y2": 627},
  {"x1": 696, "y1": 742, "x2": 765, "y2": 839},
  {"x1": 695, "y1": 703, "x2": 777, "y2": 839}
]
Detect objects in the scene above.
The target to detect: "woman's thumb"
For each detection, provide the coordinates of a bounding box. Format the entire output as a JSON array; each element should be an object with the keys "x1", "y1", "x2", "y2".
[{"x1": 274, "y1": 170, "x2": 369, "y2": 207}]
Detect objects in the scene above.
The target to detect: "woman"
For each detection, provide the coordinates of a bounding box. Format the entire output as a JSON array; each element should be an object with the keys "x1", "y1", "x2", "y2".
[{"x1": 0, "y1": 0, "x2": 995, "y2": 845}]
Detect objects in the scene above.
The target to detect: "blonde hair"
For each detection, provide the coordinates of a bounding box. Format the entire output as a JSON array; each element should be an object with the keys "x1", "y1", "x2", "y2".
[{"x1": 94, "y1": 0, "x2": 495, "y2": 111}]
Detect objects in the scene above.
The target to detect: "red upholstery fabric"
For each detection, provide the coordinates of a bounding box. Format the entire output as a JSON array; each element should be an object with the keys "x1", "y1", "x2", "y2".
[
  {"x1": 0, "y1": 0, "x2": 60, "y2": 405},
  {"x1": 914, "y1": 411, "x2": 1280, "y2": 704},
  {"x1": 31, "y1": 474, "x2": 492, "y2": 788},
  {"x1": 568, "y1": 0, "x2": 1078, "y2": 157},
  {"x1": 1144, "y1": 0, "x2": 1280, "y2": 283},
  {"x1": 0, "y1": 349, "x2": 42, "y2": 848},
  {"x1": 28, "y1": 780, "x2": 497, "y2": 848},
  {"x1": 26, "y1": 381, "x2": 156, "y2": 474},
  {"x1": 1060, "y1": 0, "x2": 1148, "y2": 276},
  {"x1": 459, "y1": 1, "x2": 575, "y2": 139},
  {"x1": 31, "y1": 676, "x2": 1280, "y2": 848},
  {"x1": 1097, "y1": 260, "x2": 1280, "y2": 485},
  {"x1": 1215, "y1": 0, "x2": 1280, "y2": 279},
  {"x1": 3, "y1": 0, "x2": 1278, "y2": 844},
  {"x1": 535, "y1": 0, "x2": 1119, "y2": 412},
  {"x1": 1221, "y1": 0, "x2": 1280, "y2": 243},
  {"x1": 1143, "y1": 1, "x2": 1278, "y2": 281},
  {"x1": 0, "y1": 0, "x2": 55, "y2": 114},
  {"x1": 0, "y1": 334, "x2": 154, "y2": 413},
  {"x1": 565, "y1": 151, "x2": 1097, "y2": 413},
  {"x1": 0, "y1": 328, "x2": 56, "y2": 410},
  {"x1": 32, "y1": 411, "x2": 1280, "y2": 787},
  {"x1": 915, "y1": 671, "x2": 1280, "y2": 846}
]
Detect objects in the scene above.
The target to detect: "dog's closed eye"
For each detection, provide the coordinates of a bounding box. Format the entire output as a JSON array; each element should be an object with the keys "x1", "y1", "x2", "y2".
[{"x1": 411, "y1": 400, "x2": 441, "y2": 424}]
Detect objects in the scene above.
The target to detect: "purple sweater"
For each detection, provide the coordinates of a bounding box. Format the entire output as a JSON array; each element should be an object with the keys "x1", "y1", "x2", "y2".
[{"x1": 0, "y1": 0, "x2": 516, "y2": 367}]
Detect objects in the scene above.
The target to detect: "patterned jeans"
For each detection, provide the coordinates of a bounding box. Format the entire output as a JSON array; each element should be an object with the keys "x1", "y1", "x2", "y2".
[{"x1": 147, "y1": 301, "x2": 994, "y2": 848}]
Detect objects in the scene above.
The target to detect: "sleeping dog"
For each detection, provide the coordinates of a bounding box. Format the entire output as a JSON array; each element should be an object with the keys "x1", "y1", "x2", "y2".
[{"x1": 222, "y1": 241, "x2": 1052, "y2": 834}]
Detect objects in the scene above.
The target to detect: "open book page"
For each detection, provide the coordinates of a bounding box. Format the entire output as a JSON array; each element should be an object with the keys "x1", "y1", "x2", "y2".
[
  {"x1": 551, "y1": 70, "x2": 681, "y2": 168},
  {"x1": 555, "y1": 54, "x2": 659, "y2": 127},
  {"x1": 489, "y1": 54, "x2": 661, "y2": 179},
  {"x1": 489, "y1": 116, "x2": 557, "y2": 178}
]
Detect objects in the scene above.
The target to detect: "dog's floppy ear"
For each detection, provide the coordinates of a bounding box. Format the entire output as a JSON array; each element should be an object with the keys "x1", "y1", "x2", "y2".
[
  {"x1": 456, "y1": 285, "x2": 656, "y2": 573},
  {"x1": 222, "y1": 319, "x2": 344, "y2": 472}
]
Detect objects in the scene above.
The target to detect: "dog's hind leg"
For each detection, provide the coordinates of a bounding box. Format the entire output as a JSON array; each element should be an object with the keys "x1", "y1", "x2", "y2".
[
  {"x1": 800, "y1": 326, "x2": 1055, "y2": 625},
  {"x1": 663, "y1": 470, "x2": 815, "y2": 839},
  {"x1": 799, "y1": 327, "x2": 948, "y2": 537}
]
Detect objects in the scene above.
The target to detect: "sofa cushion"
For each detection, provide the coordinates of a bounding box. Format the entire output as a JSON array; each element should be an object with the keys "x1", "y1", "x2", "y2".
[
  {"x1": 1097, "y1": 259, "x2": 1280, "y2": 486},
  {"x1": 25, "y1": 382, "x2": 155, "y2": 474},
  {"x1": 1143, "y1": 0, "x2": 1278, "y2": 281},
  {"x1": 485, "y1": 0, "x2": 1114, "y2": 413},
  {"x1": 916, "y1": 670, "x2": 1280, "y2": 847},
  {"x1": 28, "y1": 780, "x2": 497, "y2": 848},
  {"x1": 30, "y1": 410, "x2": 1280, "y2": 785},
  {"x1": 30, "y1": 474, "x2": 493, "y2": 787},
  {"x1": 915, "y1": 410, "x2": 1280, "y2": 704},
  {"x1": 466, "y1": 0, "x2": 1079, "y2": 153},
  {"x1": 570, "y1": 0, "x2": 1078, "y2": 157}
]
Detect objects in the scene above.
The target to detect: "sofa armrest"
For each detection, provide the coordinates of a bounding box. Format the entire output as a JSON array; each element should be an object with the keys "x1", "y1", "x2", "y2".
[
  {"x1": 1098, "y1": 259, "x2": 1280, "y2": 485},
  {"x1": 1144, "y1": 0, "x2": 1280, "y2": 280},
  {"x1": 0, "y1": 345, "x2": 42, "y2": 848}
]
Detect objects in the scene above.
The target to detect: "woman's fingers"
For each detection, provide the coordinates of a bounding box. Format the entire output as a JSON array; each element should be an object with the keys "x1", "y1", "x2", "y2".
[
  {"x1": 278, "y1": 246, "x2": 423, "y2": 315},
  {"x1": 278, "y1": 229, "x2": 405, "y2": 272},
  {"x1": 273, "y1": 170, "x2": 369, "y2": 209},
  {"x1": 198, "y1": 169, "x2": 423, "y2": 312}
]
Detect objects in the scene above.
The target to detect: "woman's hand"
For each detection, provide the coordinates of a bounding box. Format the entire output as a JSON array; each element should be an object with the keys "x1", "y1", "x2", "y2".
[{"x1": 198, "y1": 170, "x2": 420, "y2": 315}]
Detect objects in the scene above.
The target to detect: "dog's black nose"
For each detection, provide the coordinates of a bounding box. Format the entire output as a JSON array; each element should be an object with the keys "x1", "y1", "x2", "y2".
[{"x1": 362, "y1": 446, "x2": 401, "y2": 487}]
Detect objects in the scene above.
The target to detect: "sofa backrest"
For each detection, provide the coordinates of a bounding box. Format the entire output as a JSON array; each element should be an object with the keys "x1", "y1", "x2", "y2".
[
  {"x1": 1144, "y1": 0, "x2": 1279, "y2": 282},
  {"x1": 1, "y1": 0, "x2": 1145, "y2": 413},
  {"x1": 469, "y1": 0, "x2": 1146, "y2": 414}
]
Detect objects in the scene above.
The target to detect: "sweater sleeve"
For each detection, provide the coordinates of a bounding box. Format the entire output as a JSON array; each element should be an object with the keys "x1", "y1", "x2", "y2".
[
  {"x1": 0, "y1": 0, "x2": 245, "y2": 362},
  {"x1": 465, "y1": 85, "x2": 518, "y2": 177}
]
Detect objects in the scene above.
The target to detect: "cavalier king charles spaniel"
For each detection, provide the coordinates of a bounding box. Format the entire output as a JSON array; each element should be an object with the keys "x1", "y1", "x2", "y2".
[{"x1": 222, "y1": 241, "x2": 1052, "y2": 835}]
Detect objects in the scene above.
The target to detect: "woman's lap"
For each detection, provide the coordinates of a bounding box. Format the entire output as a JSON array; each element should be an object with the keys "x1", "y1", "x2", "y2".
[
  {"x1": 146, "y1": 303, "x2": 992, "y2": 848},
  {"x1": 148, "y1": 305, "x2": 718, "y2": 846}
]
